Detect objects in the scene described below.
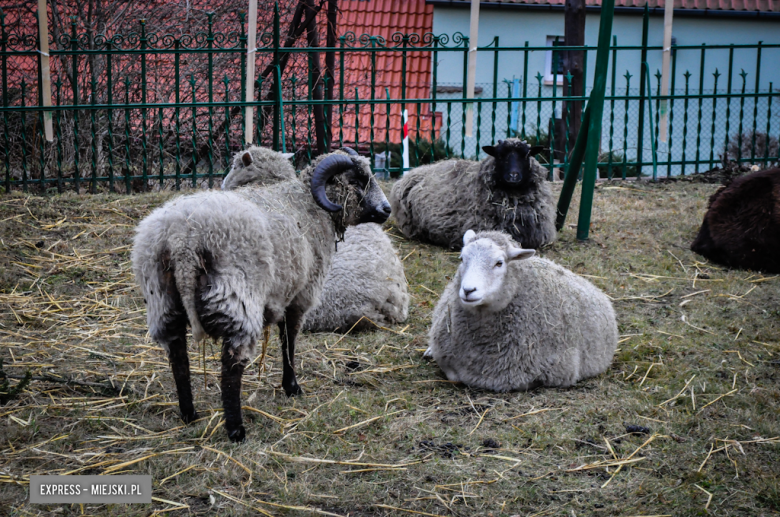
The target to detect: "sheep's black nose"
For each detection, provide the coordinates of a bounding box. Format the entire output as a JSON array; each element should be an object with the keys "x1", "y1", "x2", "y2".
[
  {"x1": 379, "y1": 201, "x2": 392, "y2": 216},
  {"x1": 463, "y1": 287, "x2": 477, "y2": 295}
]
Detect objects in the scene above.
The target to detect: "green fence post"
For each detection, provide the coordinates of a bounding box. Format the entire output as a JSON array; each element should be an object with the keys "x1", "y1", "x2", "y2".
[
  {"x1": 277, "y1": 65, "x2": 286, "y2": 152},
  {"x1": 1, "y1": 8, "x2": 8, "y2": 193},
  {"x1": 750, "y1": 41, "x2": 762, "y2": 164},
  {"x1": 140, "y1": 19, "x2": 148, "y2": 191},
  {"x1": 643, "y1": 62, "x2": 658, "y2": 181},
  {"x1": 70, "y1": 17, "x2": 80, "y2": 193},
  {"x1": 556, "y1": 0, "x2": 615, "y2": 238},
  {"x1": 556, "y1": 104, "x2": 591, "y2": 230},
  {"x1": 106, "y1": 41, "x2": 115, "y2": 193},
  {"x1": 270, "y1": 3, "x2": 280, "y2": 151},
  {"x1": 636, "y1": 3, "x2": 649, "y2": 177},
  {"x1": 207, "y1": 13, "x2": 215, "y2": 188}
]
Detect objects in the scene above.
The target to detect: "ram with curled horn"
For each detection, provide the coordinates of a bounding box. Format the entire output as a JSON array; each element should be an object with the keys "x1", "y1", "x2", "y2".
[{"x1": 132, "y1": 149, "x2": 390, "y2": 442}]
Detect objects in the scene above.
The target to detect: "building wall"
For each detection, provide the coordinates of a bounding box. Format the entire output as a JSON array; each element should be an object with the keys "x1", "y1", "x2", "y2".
[
  {"x1": 432, "y1": 7, "x2": 780, "y2": 92},
  {"x1": 428, "y1": 7, "x2": 780, "y2": 174}
]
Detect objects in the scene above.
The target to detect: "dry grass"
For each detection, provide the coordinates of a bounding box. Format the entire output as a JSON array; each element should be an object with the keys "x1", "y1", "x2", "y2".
[{"x1": 0, "y1": 180, "x2": 779, "y2": 516}]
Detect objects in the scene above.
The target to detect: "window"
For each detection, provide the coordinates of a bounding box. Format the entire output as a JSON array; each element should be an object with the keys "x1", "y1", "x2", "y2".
[{"x1": 544, "y1": 36, "x2": 565, "y2": 85}]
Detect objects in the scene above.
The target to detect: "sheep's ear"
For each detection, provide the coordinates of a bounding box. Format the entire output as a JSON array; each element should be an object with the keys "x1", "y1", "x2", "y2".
[
  {"x1": 463, "y1": 229, "x2": 477, "y2": 246},
  {"x1": 507, "y1": 246, "x2": 535, "y2": 261},
  {"x1": 482, "y1": 145, "x2": 497, "y2": 157},
  {"x1": 528, "y1": 146, "x2": 545, "y2": 157},
  {"x1": 242, "y1": 152, "x2": 253, "y2": 167}
]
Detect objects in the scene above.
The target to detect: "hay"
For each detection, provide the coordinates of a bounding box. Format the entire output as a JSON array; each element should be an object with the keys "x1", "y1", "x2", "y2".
[{"x1": 1, "y1": 183, "x2": 780, "y2": 515}]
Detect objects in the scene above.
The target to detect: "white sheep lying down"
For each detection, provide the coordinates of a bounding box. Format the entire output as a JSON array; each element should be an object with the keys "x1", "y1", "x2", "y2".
[
  {"x1": 426, "y1": 230, "x2": 617, "y2": 392},
  {"x1": 302, "y1": 222, "x2": 409, "y2": 332}
]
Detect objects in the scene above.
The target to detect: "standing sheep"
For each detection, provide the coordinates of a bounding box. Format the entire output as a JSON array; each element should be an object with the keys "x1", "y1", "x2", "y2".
[
  {"x1": 302, "y1": 222, "x2": 409, "y2": 333},
  {"x1": 691, "y1": 167, "x2": 780, "y2": 273},
  {"x1": 132, "y1": 151, "x2": 391, "y2": 441},
  {"x1": 426, "y1": 230, "x2": 617, "y2": 392},
  {"x1": 221, "y1": 147, "x2": 410, "y2": 333},
  {"x1": 390, "y1": 138, "x2": 557, "y2": 250}
]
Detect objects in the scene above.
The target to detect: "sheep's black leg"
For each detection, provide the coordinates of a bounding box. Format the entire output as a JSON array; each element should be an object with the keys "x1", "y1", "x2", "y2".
[
  {"x1": 165, "y1": 321, "x2": 199, "y2": 424},
  {"x1": 279, "y1": 307, "x2": 304, "y2": 397},
  {"x1": 221, "y1": 336, "x2": 248, "y2": 442},
  {"x1": 157, "y1": 249, "x2": 198, "y2": 424}
]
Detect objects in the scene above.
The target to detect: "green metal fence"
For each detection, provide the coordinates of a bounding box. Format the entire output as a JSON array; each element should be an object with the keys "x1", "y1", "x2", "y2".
[{"x1": 1, "y1": 5, "x2": 778, "y2": 193}]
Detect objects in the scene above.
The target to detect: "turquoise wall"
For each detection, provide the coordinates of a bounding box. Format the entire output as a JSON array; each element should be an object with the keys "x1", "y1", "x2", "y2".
[
  {"x1": 428, "y1": 7, "x2": 780, "y2": 175},
  {"x1": 432, "y1": 7, "x2": 780, "y2": 92}
]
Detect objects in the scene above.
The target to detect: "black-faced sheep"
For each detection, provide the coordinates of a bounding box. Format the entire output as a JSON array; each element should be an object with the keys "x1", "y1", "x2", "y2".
[
  {"x1": 389, "y1": 138, "x2": 556, "y2": 250},
  {"x1": 425, "y1": 230, "x2": 617, "y2": 392},
  {"x1": 132, "y1": 151, "x2": 391, "y2": 441},
  {"x1": 302, "y1": 222, "x2": 409, "y2": 333},
  {"x1": 691, "y1": 167, "x2": 780, "y2": 273}
]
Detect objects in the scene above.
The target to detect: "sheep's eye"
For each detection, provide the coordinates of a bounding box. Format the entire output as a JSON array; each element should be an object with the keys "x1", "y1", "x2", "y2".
[{"x1": 495, "y1": 261, "x2": 503, "y2": 268}]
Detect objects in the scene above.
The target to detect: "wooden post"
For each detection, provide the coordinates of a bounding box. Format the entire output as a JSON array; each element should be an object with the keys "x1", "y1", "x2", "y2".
[
  {"x1": 37, "y1": 0, "x2": 53, "y2": 141},
  {"x1": 465, "y1": 0, "x2": 479, "y2": 137},
  {"x1": 244, "y1": 0, "x2": 258, "y2": 144},
  {"x1": 659, "y1": 0, "x2": 674, "y2": 141}
]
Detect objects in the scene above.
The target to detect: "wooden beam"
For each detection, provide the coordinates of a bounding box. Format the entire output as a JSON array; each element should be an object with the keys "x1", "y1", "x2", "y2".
[
  {"x1": 37, "y1": 0, "x2": 53, "y2": 142},
  {"x1": 465, "y1": 0, "x2": 480, "y2": 137},
  {"x1": 659, "y1": 0, "x2": 674, "y2": 141},
  {"x1": 244, "y1": 0, "x2": 258, "y2": 144}
]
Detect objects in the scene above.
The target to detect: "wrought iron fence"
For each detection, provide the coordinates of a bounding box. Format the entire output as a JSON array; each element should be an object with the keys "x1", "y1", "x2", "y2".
[{"x1": 1, "y1": 5, "x2": 778, "y2": 193}]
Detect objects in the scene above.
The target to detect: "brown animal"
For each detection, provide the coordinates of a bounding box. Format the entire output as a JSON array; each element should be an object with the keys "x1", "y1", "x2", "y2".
[{"x1": 691, "y1": 167, "x2": 780, "y2": 273}]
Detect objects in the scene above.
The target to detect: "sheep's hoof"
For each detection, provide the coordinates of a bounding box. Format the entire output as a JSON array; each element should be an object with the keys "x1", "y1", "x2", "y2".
[
  {"x1": 181, "y1": 411, "x2": 199, "y2": 424},
  {"x1": 227, "y1": 425, "x2": 246, "y2": 443},
  {"x1": 283, "y1": 381, "x2": 303, "y2": 397}
]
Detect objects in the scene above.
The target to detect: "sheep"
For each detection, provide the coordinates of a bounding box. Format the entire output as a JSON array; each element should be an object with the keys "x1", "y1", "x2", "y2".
[
  {"x1": 221, "y1": 147, "x2": 409, "y2": 333},
  {"x1": 302, "y1": 222, "x2": 409, "y2": 332},
  {"x1": 389, "y1": 138, "x2": 557, "y2": 251},
  {"x1": 132, "y1": 150, "x2": 391, "y2": 441},
  {"x1": 425, "y1": 230, "x2": 617, "y2": 392},
  {"x1": 691, "y1": 167, "x2": 780, "y2": 273},
  {"x1": 221, "y1": 145, "x2": 296, "y2": 190}
]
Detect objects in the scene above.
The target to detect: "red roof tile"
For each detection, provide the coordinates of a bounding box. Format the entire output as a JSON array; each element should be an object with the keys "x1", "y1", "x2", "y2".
[
  {"x1": 437, "y1": 0, "x2": 778, "y2": 12},
  {"x1": 332, "y1": 0, "x2": 438, "y2": 145}
]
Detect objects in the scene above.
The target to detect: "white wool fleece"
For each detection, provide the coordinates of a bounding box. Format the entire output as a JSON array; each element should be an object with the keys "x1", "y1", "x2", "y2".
[{"x1": 427, "y1": 230, "x2": 618, "y2": 392}]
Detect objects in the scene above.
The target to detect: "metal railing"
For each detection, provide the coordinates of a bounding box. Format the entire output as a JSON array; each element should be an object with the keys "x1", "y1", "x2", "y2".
[{"x1": 1, "y1": 5, "x2": 778, "y2": 193}]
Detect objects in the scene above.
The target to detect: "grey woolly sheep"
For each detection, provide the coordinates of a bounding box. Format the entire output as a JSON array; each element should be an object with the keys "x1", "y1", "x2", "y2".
[
  {"x1": 390, "y1": 138, "x2": 557, "y2": 250},
  {"x1": 425, "y1": 230, "x2": 617, "y2": 392},
  {"x1": 221, "y1": 148, "x2": 409, "y2": 334},
  {"x1": 221, "y1": 145, "x2": 296, "y2": 190},
  {"x1": 302, "y1": 223, "x2": 409, "y2": 333},
  {"x1": 132, "y1": 150, "x2": 391, "y2": 442}
]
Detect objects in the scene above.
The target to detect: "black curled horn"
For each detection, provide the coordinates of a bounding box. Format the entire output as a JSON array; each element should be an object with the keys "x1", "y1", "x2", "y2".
[
  {"x1": 310, "y1": 154, "x2": 354, "y2": 212},
  {"x1": 340, "y1": 147, "x2": 360, "y2": 156}
]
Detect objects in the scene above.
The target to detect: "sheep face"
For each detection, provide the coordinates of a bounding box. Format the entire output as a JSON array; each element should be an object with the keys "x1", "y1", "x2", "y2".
[
  {"x1": 458, "y1": 230, "x2": 535, "y2": 310},
  {"x1": 341, "y1": 165, "x2": 391, "y2": 225},
  {"x1": 314, "y1": 153, "x2": 391, "y2": 226},
  {"x1": 482, "y1": 139, "x2": 544, "y2": 188}
]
